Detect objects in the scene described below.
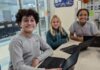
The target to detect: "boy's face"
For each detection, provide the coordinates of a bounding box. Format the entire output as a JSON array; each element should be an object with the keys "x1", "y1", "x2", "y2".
[{"x1": 20, "y1": 16, "x2": 36, "y2": 33}]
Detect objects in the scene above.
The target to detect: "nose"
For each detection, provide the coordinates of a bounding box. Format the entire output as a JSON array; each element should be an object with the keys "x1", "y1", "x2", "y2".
[
  {"x1": 54, "y1": 22, "x2": 58, "y2": 25},
  {"x1": 28, "y1": 21, "x2": 32, "y2": 25},
  {"x1": 81, "y1": 15, "x2": 85, "y2": 18}
]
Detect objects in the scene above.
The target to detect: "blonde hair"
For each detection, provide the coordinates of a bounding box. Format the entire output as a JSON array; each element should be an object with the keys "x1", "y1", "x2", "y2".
[{"x1": 50, "y1": 15, "x2": 65, "y2": 36}]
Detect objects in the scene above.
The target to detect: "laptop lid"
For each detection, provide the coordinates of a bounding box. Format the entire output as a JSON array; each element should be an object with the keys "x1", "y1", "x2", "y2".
[
  {"x1": 60, "y1": 45, "x2": 78, "y2": 54},
  {"x1": 62, "y1": 47, "x2": 80, "y2": 70},
  {"x1": 83, "y1": 36, "x2": 95, "y2": 41},
  {"x1": 90, "y1": 36, "x2": 100, "y2": 47},
  {"x1": 39, "y1": 47, "x2": 79, "y2": 70}
]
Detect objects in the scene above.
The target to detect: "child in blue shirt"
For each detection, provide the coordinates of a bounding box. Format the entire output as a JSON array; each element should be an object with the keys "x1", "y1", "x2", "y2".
[{"x1": 46, "y1": 15, "x2": 69, "y2": 50}]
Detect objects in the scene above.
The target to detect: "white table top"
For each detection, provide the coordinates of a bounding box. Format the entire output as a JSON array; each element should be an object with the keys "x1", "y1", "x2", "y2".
[
  {"x1": 39, "y1": 39, "x2": 100, "y2": 70},
  {"x1": 56, "y1": 40, "x2": 100, "y2": 70}
]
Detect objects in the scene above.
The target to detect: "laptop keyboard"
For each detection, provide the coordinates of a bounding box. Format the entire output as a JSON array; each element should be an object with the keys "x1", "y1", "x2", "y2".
[{"x1": 39, "y1": 57, "x2": 66, "y2": 68}]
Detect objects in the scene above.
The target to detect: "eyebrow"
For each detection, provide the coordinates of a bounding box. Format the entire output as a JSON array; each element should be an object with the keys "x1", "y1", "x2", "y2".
[
  {"x1": 79, "y1": 13, "x2": 88, "y2": 15},
  {"x1": 23, "y1": 16, "x2": 34, "y2": 19}
]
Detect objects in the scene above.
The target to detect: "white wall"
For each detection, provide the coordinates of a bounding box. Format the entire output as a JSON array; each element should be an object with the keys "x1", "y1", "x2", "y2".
[{"x1": 50, "y1": 0, "x2": 80, "y2": 33}]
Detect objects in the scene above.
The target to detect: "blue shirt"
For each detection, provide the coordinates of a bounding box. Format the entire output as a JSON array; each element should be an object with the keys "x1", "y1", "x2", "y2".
[{"x1": 46, "y1": 29, "x2": 69, "y2": 50}]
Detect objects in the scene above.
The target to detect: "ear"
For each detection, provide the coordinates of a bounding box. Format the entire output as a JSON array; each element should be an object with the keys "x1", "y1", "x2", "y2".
[
  {"x1": 76, "y1": 18, "x2": 79, "y2": 21},
  {"x1": 19, "y1": 22, "x2": 22, "y2": 28}
]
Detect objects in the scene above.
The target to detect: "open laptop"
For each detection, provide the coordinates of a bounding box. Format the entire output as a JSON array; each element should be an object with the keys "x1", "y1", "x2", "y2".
[
  {"x1": 83, "y1": 36, "x2": 95, "y2": 41},
  {"x1": 60, "y1": 36, "x2": 100, "y2": 54},
  {"x1": 83, "y1": 36, "x2": 100, "y2": 47},
  {"x1": 60, "y1": 45, "x2": 78, "y2": 54},
  {"x1": 89, "y1": 36, "x2": 100, "y2": 47},
  {"x1": 38, "y1": 56, "x2": 66, "y2": 69},
  {"x1": 60, "y1": 37, "x2": 92, "y2": 54},
  {"x1": 39, "y1": 47, "x2": 79, "y2": 70}
]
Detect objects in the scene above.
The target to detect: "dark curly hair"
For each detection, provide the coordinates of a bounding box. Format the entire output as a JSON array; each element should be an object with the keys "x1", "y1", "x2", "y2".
[
  {"x1": 77, "y1": 8, "x2": 89, "y2": 17},
  {"x1": 16, "y1": 8, "x2": 39, "y2": 25}
]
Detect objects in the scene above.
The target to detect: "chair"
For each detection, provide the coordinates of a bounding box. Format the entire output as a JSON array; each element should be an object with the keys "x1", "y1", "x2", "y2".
[{"x1": 62, "y1": 46, "x2": 80, "y2": 70}]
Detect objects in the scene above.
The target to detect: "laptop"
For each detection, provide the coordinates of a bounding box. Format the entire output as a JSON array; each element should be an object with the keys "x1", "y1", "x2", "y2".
[
  {"x1": 60, "y1": 39, "x2": 92, "y2": 53},
  {"x1": 78, "y1": 39, "x2": 92, "y2": 51},
  {"x1": 60, "y1": 45, "x2": 78, "y2": 54},
  {"x1": 60, "y1": 36, "x2": 100, "y2": 54},
  {"x1": 39, "y1": 47, "x2": 79, "y2": 70},
  {"x1": 38, "y1": 56, "x2": 66, "y2": 69},
  {"x1": 90, "y1": 36, "x2": 100, "y2": 47},
  {"x1": 83, "y1": 36, "x2": 95, "y2": 41}
]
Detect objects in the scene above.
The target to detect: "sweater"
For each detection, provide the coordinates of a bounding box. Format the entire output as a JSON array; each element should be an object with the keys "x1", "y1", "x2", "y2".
[
  {"x1": 9, "y1": 32, "x2": 53, "y2": 70},
  {"x1": 46, "y1": 29, "x2": 69, "y2": 50}
]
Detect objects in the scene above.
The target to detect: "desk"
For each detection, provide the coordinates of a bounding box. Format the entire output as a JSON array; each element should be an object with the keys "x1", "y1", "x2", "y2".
[
  {"x1": 38, "y1": 40, "x2": 79, "y2": 70},
  {"x1": 56, "y1": 40, "x2": 80, "y2": 50},
  {"x1": 39, "y1": 40, "x2": 100, "y2": 70},
  {"x1": 52, "y1": 40, "x2": 80, "y2": 58},
  {"x1": 75, "y1": 47, "x2": 100, "y2": 70},
  {"x1": 57, "y1": 40, "x2": 100, "y2": 70},
  {"x1": 37, "y1": 40, "x2": 76, "y2": 69}
]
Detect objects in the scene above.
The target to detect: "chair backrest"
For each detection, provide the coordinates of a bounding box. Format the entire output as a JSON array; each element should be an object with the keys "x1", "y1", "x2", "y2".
[{"x1": 62, "y1": 46, "x2": 80, "y2": 70}]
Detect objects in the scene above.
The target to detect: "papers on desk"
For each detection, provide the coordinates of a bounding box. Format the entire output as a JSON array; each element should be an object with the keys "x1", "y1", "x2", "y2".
[{"x1": 52, "y1": 50, "x2": 70, "y2": 59}]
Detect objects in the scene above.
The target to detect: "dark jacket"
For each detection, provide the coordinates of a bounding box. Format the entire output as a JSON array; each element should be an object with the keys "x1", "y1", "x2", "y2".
[{"x1": 46, "y1": 29, "x2": 69, "y2": 50}]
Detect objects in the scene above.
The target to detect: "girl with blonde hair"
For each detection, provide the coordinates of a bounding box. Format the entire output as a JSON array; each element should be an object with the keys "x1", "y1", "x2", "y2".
[{"x1": 46, "y1": 15, "x2": 68, "y2": 50}]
